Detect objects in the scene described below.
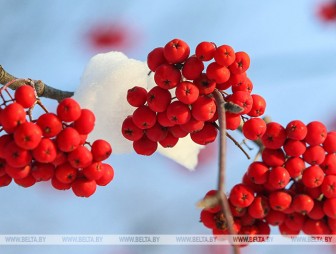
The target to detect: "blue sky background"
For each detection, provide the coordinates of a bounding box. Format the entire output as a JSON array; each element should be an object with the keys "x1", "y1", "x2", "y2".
[{"x1": 0, "y1": 1, "x2": 335, "y2": 254}]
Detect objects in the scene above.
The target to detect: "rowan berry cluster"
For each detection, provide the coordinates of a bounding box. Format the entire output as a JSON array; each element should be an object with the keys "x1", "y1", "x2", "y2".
[
  {"x1": 318, "y1": 0, "x2": 336, "y2": 22},
  {"x1": 200, "y1": 121, "x2": 336, "y2": 244},
  {"x1": 122, "y1": 38, "x2": 266, "y2": 155},
  {"x1": 0, "y1": 83, "x2": 114, "y2": 197}
]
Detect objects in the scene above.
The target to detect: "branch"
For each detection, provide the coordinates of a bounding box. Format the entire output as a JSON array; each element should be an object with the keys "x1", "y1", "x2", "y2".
[
  {"x1": 0, "y1": 65, "x2": 74, "y2": 102},
  {"x1": 213, "y1": 89, "x2": 240, "y2": 254}
]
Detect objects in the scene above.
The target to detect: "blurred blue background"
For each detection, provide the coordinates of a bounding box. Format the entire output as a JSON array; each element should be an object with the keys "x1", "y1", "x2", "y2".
[{"x1": 0, "y1": 0, "x2": 335, "y2": 254}]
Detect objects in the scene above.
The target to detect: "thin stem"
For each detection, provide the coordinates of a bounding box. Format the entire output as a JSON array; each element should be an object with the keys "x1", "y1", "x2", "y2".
[
  {"x1": 0, "y1": 65, "x2": 74, "y2": 102},
  {"x1": 213, "y1": 89, "x2": 240, "y2": 254},
  {"x1": 226, "y1": 132, "x2": 251, "y2": 159}
]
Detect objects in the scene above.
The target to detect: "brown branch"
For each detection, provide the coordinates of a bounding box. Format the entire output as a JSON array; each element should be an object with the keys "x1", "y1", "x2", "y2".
[
  {"x1": 0, "y1": 65, "x2": 74, "y2": 102},
  {"x1": 213, "y1": 89, "x2": 240, "y2": 254}
]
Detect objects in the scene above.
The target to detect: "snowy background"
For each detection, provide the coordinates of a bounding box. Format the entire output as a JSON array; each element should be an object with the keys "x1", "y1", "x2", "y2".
[{"x1": 0, "y1": 0, "x2": 336, "y2": 254}]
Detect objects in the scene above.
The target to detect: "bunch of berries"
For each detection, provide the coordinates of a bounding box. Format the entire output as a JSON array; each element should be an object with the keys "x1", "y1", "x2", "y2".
[
  {"x1": 122, "y1": 39, "x2": 266, "y2": 155},
  {"x1": 0, "y1": 82, "x2": 114, "y2": 197},
  {"x1": 200, "y1": 120, "x2": 336, "y2": 244},
  {"x1": 317, "y1": 0, "x2": 336, "y2": 22}
]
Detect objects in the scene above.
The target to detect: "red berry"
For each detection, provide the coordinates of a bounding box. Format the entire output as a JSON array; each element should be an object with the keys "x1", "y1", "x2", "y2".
[
  {"x1": 305, "y1": 121, "x2": 327, "y2": 146},
  {"x1": 267, "y1": 166, "x2": 290, "y2": 190},
  {"x1": 31, "y1": 162, "x2": 54, "y2": 181},
  {"x1": 57, "y1": 98, "x2": 81, "y2": 122},
  {"x1": 168, "y1": 125, "x2": 188, "y2": 138},
  {"x1": 147, "y1": 47, "x2": 167, "y2": 72},
  {"x1": 14, "y1": 85, "x2": 36, "y2": 108},
  {"x1": 132, "y1": 105, "x2": 157, "y2": 129},
  {"x1": 5, "y1": 164, "x2": 31, "y2": 179},
  {"x1": 181, "y1": 56, "x2": 204, "y2": 80},
  {"x1": 302, "y1": 165, "x2": 325, "y2": 188},
  {"x1": 147, "y1": 86, "x2": 172, "y2": 112},
  {"x1": 91, "y1": 139, "x2": 112, "y2": 161},
  {"x1": 228, "y1": 51, "x2": 250, "y2": 74},
  {"x1": 323, "y1": 131, "x2": 336, "y2": 153},
  {"x1": 127, "y1": 86, "x2": 147, "y2": 107},
  {"x1": 14, "y1": 173, "x2": 36, "y2": 188},
  {"x1": 72, "y1": 177, "x2": 97, "y2": 197},
  {"x1": 0, "y1": 174, "x2": 12, "y2": 187},
  {"x1": 231, "y1": 77, "x2": 253, "y2": 93},
  {"x1": 55, "y1": 162, "x2": 78, "y2": 184},
  {"x1": 247, "y1": 94, "x2": 266, "y2": 117},
  {"x1": 191, "y1": 95, "x2": 216, "y2": 121},
  {"x1": 51, "y1": 176, "x2": 71, "y2": 190},
  {"x1": 1, "y1": 102, "x2": 27, "y2": 133},
  {"x1": 32, "y1": 138, "x2": 57, "y2": 163},
  {"x1": 284, "y1": 157, "x2": 305, "y2": 178},
  {"x1": 269, "y1": 191, "x2": 292, "y2": 211},
  {"x1": 145, "y1": 123, "x2": 168, "y2": 142},
  {"x1": 261, "y1": 148, "x2": 286, "y2": 167},
  {"x1": 73, "y1": 109, "x2": 96, "y2": 135},
  {"x1": 246, "y1": 161, "x2": 269, "y2": 184},
  {"x1": 226, "y1": 91, "x2": 253, "y2": 115},
  {"x1": 200, "y1": 209, "x2": 216, "y2": 229},
  {"x1": 180, "y1": 117, "x2": 204, "y2": 133},
  {"x1": 321, "y1": 175, "x2": 336, "y2": 198},
  {"x1": 175, "y1": 81, "x2": 199, "y2": 105},
  {"x1": 229, "y1": 183, "x2": 255, "y2": 208},
  {"x1": 323, "y1": 198, "x2": 336, "y2": 219},
  {"x1": 302, "y1": 145, "x2": 326, "y2": 165},
  {"x1": 321, "y1": 153, "x2": 336, "y2": 175},
  {"x1": 225, "y1": 112, "x2": 241, "y2": 130},
  {"x1": 193, "y1": 73, "x2": 216, "y2": 95},
  {"x1": 82, "y1": 161, "x2": 104, "y2": 180},
  {"x1": 96, "y1": 163, "x2": 114, "y2": 186},
  {"x1": 292, "y1": 194, "x2": 314, "y2": 214},
  {"x1": 214, "y1": 44, "x2": 235, "y2": 66},
  {"x1": 195, "y1": 41, "x2": 216, "y2": 61},
  {"x1": 36, "y1": 113, "x2": 62, "y2": 138},
  {"x1": 206, "y1": 62, "x2": 230, "y2": 83},
  {"x1": 261, "y1": 122, "x2": 287, "y2": 149},
  {"x1": 4, "y1": 141, "x2": 32, "y2": 168},
  {"x1": 163, "y1": 38, "x2": 190, "y2": 64},
  {"x1": 190, "y1": 123, "x2": 218, "y2": 145},
  {"x1": 154, "y1": 64, "x2": 181, "y2": 89},
  {"x1": 159, "y1": 132, "x2": 179, "y2": 148},
  {"x1": 68, "y1": 146, "x2": 93, "y2": 168},
  {"x1": 121, "y1": 116, "x2": 144, "y2": 141},
  {"x1": 248, "y1": 195, "x2": 270, "y2": 219},
  {"x1": 133, "y1": 136, "x2": 157, "y2": 155},
  {"x1": 13, "y1": 122, "x2": 42, "y2": 150},
  {"x1": 283, "y1": 139, "x2": 306, "y2": 157},
  {"x1": 242, "y1": 118, "x2": 267, "y2": 141},
  {"x1": 166, "y1": 101, "x2": 191, "y2": 125},
  {"x1": 285, "y1": 120, "x2": 307, "y2": 140},
  {"x1": 56, "y1": 127, "x2": 81, "y2": 152}
]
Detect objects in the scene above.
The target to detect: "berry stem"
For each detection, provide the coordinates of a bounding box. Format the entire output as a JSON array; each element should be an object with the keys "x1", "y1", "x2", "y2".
[
  {"x1": 213, "y1": 89, "x2": 240, "y2": 254},
  {"x1": 0, "y1": 65, "x2": 74, "y2": 102}
]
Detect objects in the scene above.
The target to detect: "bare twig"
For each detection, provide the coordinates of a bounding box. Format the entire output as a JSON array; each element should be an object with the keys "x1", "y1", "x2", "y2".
[
  {"x1": 0, "y1": 65, "x2": 74, "y2": 102},
  {"x1": 213, "y1": 89, "x2": 240, "y2": 254}
]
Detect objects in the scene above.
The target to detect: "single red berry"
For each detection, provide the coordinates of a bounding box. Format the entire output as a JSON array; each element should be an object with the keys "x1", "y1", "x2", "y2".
[
  {"x1": 283, "y1": 139, "x2": 306, "y2": 157},
  {"x1": 55, "y1": 162, "x2": 78, "y2": 184},
  {"x1": 14, "y1": 85, "x2": 36, "y2": 108},
  {"x1": 229, "y1": 183, "x2": 255, "y2": 208},
  {"x1": 133, "y1": 136, "x2": 157, "y2": 155},
  {"x1": 168, "y1": 125, "x2": 188, "y2": 138},
  {"x1": 73, "y1": 109, "x2": 96, "y2": 135},
  {"x1": 175, "y1": 81, "x2": 199, "y2": 105},
  {"x1": 159, "y1": 132, "x2": 179, "y2": 148},
  {"x1": 228, "y1": 51, "x2": 250, "y2": 74},
  {"x1": 82, "y1": 161, "x2": 104, "y2": 180},
  {"x1": 193, "y1": 73, "x2": 216, "y2": 95},
  {"x1": 242, "y1": 118, "x2": 267, "y2": 141},
  {"x1": 261, "y1": 148, "x2": 286, "y2": 167},
  {"x1": 127, "y1": 86, "x2": 147, "y2": 107},
  {"x1": 121, "y1": 116, "x2": 144, "y2": 141},
  {"x1": 190, "y1": 123, "x2": 217, "y2": 145},
  {"x1": 225, "y1": 91, "x2": 253, "y2": 115},
  {"x1": 267, "y1": 166, "x2": 290, "y2": 190},
  {"x1": 269, "y1": 191, "x2": 292, "y2": 211},
  {"x1": 154, "y1": 64, "x2": 181, "y2": 89},
  {"x1": 36, "y1": 113, "x2": 62, "y2": 138},
  {"x1": 57, "y1": 98, "x2": 81, "y2": 122},
  {"x1": 231, "y1": 77, "x2": 253, "y2": 93},
  {"x1": 1, "y1": 102, "x2": 27, "y2": 133},
  {"x1": 13, "y1": 122, "x2": 42, "y2": 150},
  {"x1": 200, "y1": 209, "x2": 216, "y2": 229},
  {"x1": 51, "y1": 176, "x2": 71, "y2": 190},
  {"x1": 206, "y1": 62, "x2": 230, "y2": 83},
  {"x1": 323, "y1": 198, "x2": 336, "y2": 219},
  {"x1": 284, "y1": 157, "x2": 305, "y2": 178},
  {"x1": 307, "y1": 201, "x2": 325, "y2": 220},
  {"x1": 285, "y1": 120, "x2": 307, "y2": 140},
  {"x1": 14, "y1": 173, "x2": 36, "y2": 188},
  {"x1": 147, "y1": 47, "x2": 167, "y2": 72},
  {"x1": 225, "y1": 112, "x2": 241, "y2": 130},
  {"x1": 163, "y1": 38, "x2": 190, "y2": 64},
  {"x1": 305, "y1": 121, "x2": 327, "y2": 146},
  {"x1": 302, "y1": 218, "x2": 330, "y2": 235},
  {"x1": 181, "y1": 56, "x2": 204, "y2": 80},
  {"x1": 56, "y1": 127, "x2": 81, "y2": 152},
  {"x1": 0, "y1": 174, "x2": 12, "y2": 187},
  {"x1": 246, "y1": 161, "x2": 269, "y2": 184},
  {"x1": 31, "y1": 162, "x2": 54, "y2": 181},
  {"x1": 67, "y1": 146, "x2": 93, "y2": 168},
  {"x1": 302, "y1": 165, "x2": 325, "y2": 188},
  {"x1": 96, "y1": 163, "x2": 114, "y2": 186},
  {"x1": 132, "y1": 105, "x2": 157, "y2": 129},
  {"x1": 284, "y1": 212, "x2": 305, "y2": 232},
  {"x1": 247, "y1": 94, "x2": 266, "y2": 117},
  {"x1": 4, "y1": 141, "x2": 32, "y2": 168},
  {"x1": 156, "y1": 111, "x2": 175, "y2": 127},
  {"x1": 321, "y1": 153, "x2": 336, "y2": 175},
  {"x1": 214, "y1": 44, "x2": 236, "y2": 66},
  {"x1": 195, "y1": 41, "x2": 216, "y2": 61},
  {"x1": 91, "y1": 139, "x2": 112, "y2": 161},
  {"x1": 248, "y1": 195, "x2": 270, "y2": 219},
  {"x1": 292, "y1": 194, "x2": 314, "y2": 214},
  {"x1": 323, "y1": 131, "x2": 336, "y2": 153},
  {"x1": 72, "y1": 177, "x2": 97, "y2": 198},
  {"x1": 261, "y1": 122, "x2": 287, "y2": 149},
  {"x1": 191, "y1": 95, "x2": 216, "y2": 121},
  {"x1": 166, "y1": 101, "x2": 191, "y2": 125},
  {"x1": 147, "y1": 86, "x2": 172, "y2": 112},
  {"x1": 5, "y1": 164, "x2": 31, "y2": 179},
  {"x1": 279, "y1": 221, "x2": 300, "y2": 236},
  {"x1": 302, "y1": 145, "x2": 326, "y2": 165},
  {"x1": 265, "y1": 209, "x2": 286, "y2": 226},
  {"x1": 145, "y1": 123, "x2": 168, "y2": 142},
  {"x1": 0, "y1": 134, "x2": 13, "y2": 158},
  {"x1": 321, "y1": 175, "x2": 336, "y2": 198},
  {"x1": 32, "y1": 138, "x2": 57, "y2": 163}
]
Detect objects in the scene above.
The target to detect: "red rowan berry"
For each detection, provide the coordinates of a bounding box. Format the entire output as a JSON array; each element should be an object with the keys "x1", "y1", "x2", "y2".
[
  {"x1": 168, "y1": 125, "x2": 188, "y2": 138},
  {"x1": 225, "y1": 112, "x2": 241, "y2": 130},
  {"x1": 195, "y1": 41, "x2": 216, "y2": 61},
  {"x1": 248, "y1": 195, "x2": 270, "y2": 219},
  {"x1": 72, "y1": 177, "x2": 97, "y2": 198},
  {"x1": 302, "y1": 165, "x2": 325, "y2": 188},
  {"x1": 154, "y1": 64, "x2": 181, "y2": 89},
  {"x1": 156, "y1": 111, "x2": 175, "y2": 127},
  {"x1": 145, "y1": 123, "x2": 168, "y2": 142},
  {"x1": 267, "y1": 166, "x2": 290, "y2": 190},
  {"x1": 14, "y1": 85, "x2": 36, "y2": 108},
  {"x1": 181, "y1": 56, "x2": 204, "y2": 80},
  {"x1": 261, "y1": 122, "x2": 287, "y2": 149},
  {"x1": 214, "y1": 44, "x2": 235, "y2": 66},
  {"x1": 283, "y1": 139, "x2": 306, "y2": 157},
  {"x1": 166, "y1": 101, "x2": 191, "y2": 125},
  {"x1": 57, "y1": 98, "x2": 81, "y2": 122},
  {"x1": 261, "y1": 148, "x2": 286, "y2": 167},
  {"x1": 229, "y1": 183, "x2": 255, "y2": 208},
  {"x1": 246, "y1": 161, "x2": 269, "y2": 184},
  {"x1": 284, "y1": 212, "x2": 305, "y2": 232},
  {"x1": 180, "y1": 117, "x2": 204, "y2": 133},
  {"x1": 95, "y1": 163, "x2": 114, "y2": 186},
  {"x1": 73, "y1": 109, "x2": 96, "y2": 135},
  {"x1": 242, "y1": 117, "x2": 267, "y2": 141},
  {"x1": 175, "y1": 81, "x2": 199, "y2": 105},
  {"x1": 269, "y1": 191, "x2": 292, "y2": 211},
  {"x1": 132, "y1": 105, "x2": 157, "y2": 129},
  {"x1": 36, "y1": 113, "x2": 63, "y2": 138},
  {"x1": 5, "y1": 164, "x2": 31, "y2": 179},
  {"x1": 247, "y1": 94, "x2": 266, "y2": 117},
  {"x1": 31, "y1": 162, "x2": 54, "y2": 181},
  {"x1": 51, "y1": 176, "x2": 72, "y2": 190},
  {"x1": 121, "y1": 116, "x2": 144, "y2": 141},
  {"x1": 321, "y1": 153, "x2": 336, "y2": 175},
  {"x1": 0, "y1": 174, "x2": 12, "y2": 187},
  {"x1": 55, "y1": 162, "x2": 78, "y2": 184},
  {"x1": 303, "y1": 145, "x2": 326, "y2": 165},
  {"x1": 56, "y1": 127, "x2": 81, "y2": 152},
  {"x1": 14, "y1": 174, "x2": 36, "y2": 188},
  {"x1": 68, "y1": 146, "x2": 93, "y2": 169},
  {"x1": 323, "y1": 197, "x2": 336, "y2": 219},
  {"x1": 321, "y1": 175, "x2": 336, "y2": 198},
  {"x1": 133, "y1": 136, "x2": 157, "y2": 155},
  {"x1": 147, "y1": 86, "x2": 172, "y2": 112},
  {"x1": 163, "y1": 38, "x2": 190, "y2": 64},
  {"x1": 206, "y1": 62, "x2": 230, "y2": 84},
  {"x1": 200, "y1": 209, "x2": 216, "y2": 229},
  {"x1": 147, "y1": 47, "x2": 167, "y2": 72},
  {"x1": 323, "y1": 131, "x2": 336, "y2": 153},
  {"x1": 191, "y1": 95, "x2": 216, "y2": 121},
  {"x1": 1, "y1": 102, "x2": 27, "y2": 133},
  {"x1": 265, "y1": 209, "x2": 286, "y2": 226},
  {"x1": 225, "y1": 91, "x2": 253, "y2": 115},
  {"x1": 229, "y1": 51, "x2": 250, "y2": 74},
  {"x1": 190, "y1": 123, "x2": 218, "y2": 145},
  {"x1": 279, "y1": 221, "x2": 300, "y2": 236},
  {"x1": 159, "y1": 132, "x2": 179, "y2": 148},
  {"x1": 232, "y1": 77, "x2": 253, "y2": 93},
  {"x1": 285, "y1": 120, "x2": 307, "y2": 140},
  {"x1": 82, "y1": 161, "x2": 104, "y2": 181},
  {"x1": 302, "y1": 218, "x2": 330, "y2": 235},
  {"x1": 13, "y1": 122, "x2": 42, "y2": 150},
  {"x1": 193, "y1": 73, "x2": 216, "y2": 95},
  {"x1": 292, "y1": 194, "x2": 314, "y2": 214},
  {"x1": 284, "y1": 157, "x2": 305, "y2": 178},
  {"x1": 305, "y1": 121, "x2": 327, "y2": 146},
  {"x1": 127, "y1": 86, "x2": 147, "y2": 107},
  {"x1": 307, "y1": 201, "x2": 325, "y2": 220},
  {"x1": 32, "y1": 138, "x2": 57, "y2": 163},
  {"x1": 91, "y1": 139, "x2": 112, "y2": 161},
  {"x1": 5, "y1": 141, "x2": 32, "y2": 168}
]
